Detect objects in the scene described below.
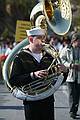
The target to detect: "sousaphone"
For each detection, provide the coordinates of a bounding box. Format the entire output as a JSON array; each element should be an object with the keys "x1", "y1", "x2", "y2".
[{"x1": 2, "y1": 0, "x2": 72, "y2": 101}]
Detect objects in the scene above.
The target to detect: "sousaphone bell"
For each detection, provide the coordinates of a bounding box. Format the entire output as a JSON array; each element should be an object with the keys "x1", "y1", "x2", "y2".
[{"x1": 30, "y1": 0, "x2": 72, "y2": 35}]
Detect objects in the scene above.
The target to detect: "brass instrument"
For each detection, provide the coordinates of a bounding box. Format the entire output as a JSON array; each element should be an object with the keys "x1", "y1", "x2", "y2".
[
  {"x1": 3, "y1": 39, "x2": 64, "y2": 101},
  {"x1": 30, "y1": 0, "x2": 72, "y2": 35}
]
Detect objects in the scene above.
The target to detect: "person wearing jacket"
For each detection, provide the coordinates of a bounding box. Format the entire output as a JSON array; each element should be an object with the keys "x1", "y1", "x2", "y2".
[
  {"x1": 9, "y1": 27, "x2": 66, "y2": 120},
  {"x1": 60, "y1": 34, "x2": 80, "y2": 119}
]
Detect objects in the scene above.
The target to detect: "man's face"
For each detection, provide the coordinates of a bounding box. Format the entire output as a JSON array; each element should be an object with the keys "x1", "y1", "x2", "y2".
[
  {"x1": 73, "y1": 39, "x2": 80, "y2": 47},
  {"x1": 77, "y1": 39, "x2": 80, "y2": 47},
  {"x1": 32, "y1": 35, "x2": 46, "y2": 49},
  {"x1": 50, "y1": 37, "x2": 58, "y2": 46}
]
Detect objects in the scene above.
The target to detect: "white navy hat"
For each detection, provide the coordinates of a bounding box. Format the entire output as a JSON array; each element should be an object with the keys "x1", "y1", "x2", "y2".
[{"x1": 26, "y1": 27, "x2": 46, "y2": 36}]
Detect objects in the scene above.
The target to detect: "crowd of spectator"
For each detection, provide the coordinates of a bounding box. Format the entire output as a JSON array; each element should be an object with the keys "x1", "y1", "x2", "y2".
[
  {"x1": 0, "y1": 27, "x2": 80, "y2": 80},
  {"x1": 0, "y1": 36, "x2": 16, "y2": 80}
]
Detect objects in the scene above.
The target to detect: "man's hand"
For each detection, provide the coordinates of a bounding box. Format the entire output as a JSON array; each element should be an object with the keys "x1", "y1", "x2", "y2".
[
  {"x1": 57, "y1": 64, "x2": 67, "y2": 73},
  {"x1": 34, "y1": 70, "x2": 48, "y2": 78}
]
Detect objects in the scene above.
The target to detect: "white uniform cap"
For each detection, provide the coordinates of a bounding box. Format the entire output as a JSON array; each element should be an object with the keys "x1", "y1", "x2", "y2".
[{"x1": 26, "y1": 27, "x2": 46, "y2": 36}]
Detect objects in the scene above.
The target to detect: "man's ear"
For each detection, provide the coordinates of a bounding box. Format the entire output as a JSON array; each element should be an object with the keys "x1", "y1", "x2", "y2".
[{"x1": 29, "y1": 36, "x2": 33, "y2": 43}]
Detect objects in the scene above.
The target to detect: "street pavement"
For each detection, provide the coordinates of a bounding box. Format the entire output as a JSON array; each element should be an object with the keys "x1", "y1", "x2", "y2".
[{"x1": 0, "y1": 82, "x2": 80, "y2": 120}]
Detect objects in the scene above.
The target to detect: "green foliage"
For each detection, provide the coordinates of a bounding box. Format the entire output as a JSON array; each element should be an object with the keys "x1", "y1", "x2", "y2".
[
  {"x1": 0, "y1": 0, "x2": 80, "y2": 41},
  {"x1": 0, "y1": 0, "x2": 37, "y2": 40},
  {"x1": 75, "y1": 17, "x2": 80, "y2": 26}
]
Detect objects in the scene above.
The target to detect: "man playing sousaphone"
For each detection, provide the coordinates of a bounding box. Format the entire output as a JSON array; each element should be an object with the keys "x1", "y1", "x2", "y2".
[{"x1": 9, "y1": 27, "x2": 67, "y2": 120}]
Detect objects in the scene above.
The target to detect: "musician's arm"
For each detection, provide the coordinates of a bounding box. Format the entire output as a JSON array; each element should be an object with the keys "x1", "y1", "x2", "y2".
[{"x1": 9, "y1": 56, "x2": 34, "y2": 87}]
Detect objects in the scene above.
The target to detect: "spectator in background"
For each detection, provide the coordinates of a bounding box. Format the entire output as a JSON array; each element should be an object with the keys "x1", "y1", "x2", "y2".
[
  {"x1": 70, "y1": 26, "x2": 78, "y2": 37},
  {"x1": 0, "y1": 41, "x2": 7, "y2": 62},
  {"x1": 60, "y1": 36, "x2": 71, "y2": 84},
  {"x1": 60, "y1": 33, "x2": 80, "y2": 119},
  {"x1": 61, "y1": 36, "x2": 71, "y2": 48},
  {"x1": 49, "y1": 34, "x2": 63, "y2": 53},
  {"x1": 5, "y1": 42, "x2": 13, "y2": 57}
]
